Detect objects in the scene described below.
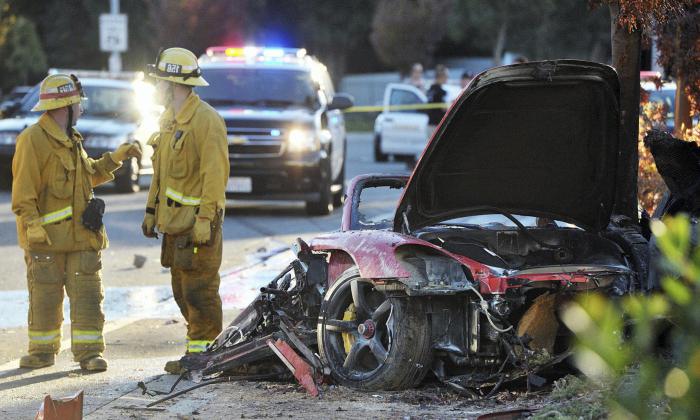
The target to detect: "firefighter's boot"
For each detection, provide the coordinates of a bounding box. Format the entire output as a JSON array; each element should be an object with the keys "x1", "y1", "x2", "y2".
[
  {"x1": 80, "y1": 355, "x2": 108, "y2": 371},
  {"x1": 19, "y1": 353, "x2": 55, "y2": 369},
  {"x1": 164, "y1": 359, "x2": 184, "y2": 374}
]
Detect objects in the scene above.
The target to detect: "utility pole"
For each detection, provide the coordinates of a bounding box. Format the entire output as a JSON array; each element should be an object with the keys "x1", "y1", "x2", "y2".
[
  {"x1": 108, "y1": 0, "x2": 122, "y2": 73},
  {"x1": 100, "y1": 0, "x2": 127, "y2": 72}
]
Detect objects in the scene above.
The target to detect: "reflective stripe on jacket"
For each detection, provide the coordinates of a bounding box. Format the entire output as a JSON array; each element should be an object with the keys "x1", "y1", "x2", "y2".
[
  {"x1": 11, "y1": 113, "x2": 122, "y2": 252},
  {"x1": 146, "y1": 93, "x2": 229, "y2": 235}
]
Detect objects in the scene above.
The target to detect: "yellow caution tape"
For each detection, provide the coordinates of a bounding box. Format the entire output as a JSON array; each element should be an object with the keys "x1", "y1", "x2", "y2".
[{"x1": 343, "y1": 102, "x2": 450, "y2": 113}]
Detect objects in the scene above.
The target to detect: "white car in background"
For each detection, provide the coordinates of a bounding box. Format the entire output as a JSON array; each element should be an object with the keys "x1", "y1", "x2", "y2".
[{"x1": 373, "y1": 82, "x2": 461, "y2": 163}]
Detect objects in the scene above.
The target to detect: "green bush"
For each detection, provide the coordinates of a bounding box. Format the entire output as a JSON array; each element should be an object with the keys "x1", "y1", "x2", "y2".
[{"x1": 562, "y1": 215, "x2": 700, "y2": 419}]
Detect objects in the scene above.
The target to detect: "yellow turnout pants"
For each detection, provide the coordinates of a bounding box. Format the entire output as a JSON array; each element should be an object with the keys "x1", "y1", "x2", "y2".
[
  {"x1": 161, "y1": 224, "x2": 223, "y2": 353},
  {"x1": 25, "y1": 250, "x2": 105, "y2": 361}
]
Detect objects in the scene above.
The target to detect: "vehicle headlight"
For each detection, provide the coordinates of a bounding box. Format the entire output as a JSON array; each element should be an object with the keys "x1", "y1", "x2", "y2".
[
  {"x1": 0, "y1": 132, "x2": 18, "y2": 145},
  {"x1": 86, "y1": 134, "x2": 127, "y2": 149},
  {"x1": 287, "y1": 128, "x2": 319, "y2": 152}
]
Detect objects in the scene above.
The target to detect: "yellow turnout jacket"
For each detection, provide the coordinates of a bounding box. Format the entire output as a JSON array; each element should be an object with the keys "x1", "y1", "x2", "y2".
[
  {"x1": 12, "y1": 113, "x2": 122, "y2": 252},
  {"x1": 146, "y1": 92, "x2": 229, "y2": 235}
]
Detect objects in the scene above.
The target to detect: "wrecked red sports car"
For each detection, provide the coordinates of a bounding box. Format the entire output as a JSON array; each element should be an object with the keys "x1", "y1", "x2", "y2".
[{"x1": 178, "y1": 60, "x2": 648, "y2": 397}]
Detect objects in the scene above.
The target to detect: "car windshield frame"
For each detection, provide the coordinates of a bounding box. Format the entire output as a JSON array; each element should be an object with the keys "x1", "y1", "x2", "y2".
[
  {"x1": 197, "y1": 67, "x2": 320, "y2": 110},
  {"x1": 436, "y1": 214, "x2": 581, "y2": 230}
]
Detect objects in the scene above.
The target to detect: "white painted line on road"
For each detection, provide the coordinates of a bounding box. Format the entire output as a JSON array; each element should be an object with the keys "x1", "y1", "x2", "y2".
[{"x1": 0, "y1": 316, "x2": 139, "y2": 372}]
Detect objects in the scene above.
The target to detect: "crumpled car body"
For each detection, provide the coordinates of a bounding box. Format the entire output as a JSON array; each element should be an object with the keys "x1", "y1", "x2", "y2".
[
  {"x1": 185, "y1": 60, "x2": 649, "y2": 395},
  {"x1": 309, "y1": 60, "x2": 648, "y2": 392}
]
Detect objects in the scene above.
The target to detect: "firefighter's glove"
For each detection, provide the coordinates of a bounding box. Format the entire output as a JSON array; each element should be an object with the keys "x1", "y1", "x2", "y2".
[
  {"x1": 142, "y1": 213, "x2": 158, "y2": 239},
  {"x1": 27, "y1": 221, "x2": 52, "y2": 246},
  {"x1": 192, "y1": 217, "x2": 211, "y2": 245},
  {"x1": 112, "y1": 142, "x2": 142, "y2": 163}
]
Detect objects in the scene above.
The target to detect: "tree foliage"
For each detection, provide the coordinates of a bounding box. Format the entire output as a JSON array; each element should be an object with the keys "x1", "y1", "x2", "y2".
[
  {"x1": 147, "y1": 0, "x2": 251, "y2": 56},
  {"x1": 447, "y1": 0, "x2": 613, "y2": 63},
  {"x1": 370, "y1": 0, "x2": 454, "y2": 72},
  {"x1": 565, "y1": 215, "x2": 700, "y2": 419},
  {"x1": 592, "y1": 0, "x2": 690, "y2": 31},
  {"x1": 656, "y1": 4, "x2": 700, "y2": 118},
  {"x1": 246, "y1": 0, "x2": 376, "y2": 84},
  {"x1": 0, "y1": 1, "x2": 45, "y2": 92}
]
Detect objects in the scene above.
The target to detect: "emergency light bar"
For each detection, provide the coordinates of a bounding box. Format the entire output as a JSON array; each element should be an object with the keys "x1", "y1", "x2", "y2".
[{"x1": 203, "y1": 46, "x2": 307, "y2": 62}]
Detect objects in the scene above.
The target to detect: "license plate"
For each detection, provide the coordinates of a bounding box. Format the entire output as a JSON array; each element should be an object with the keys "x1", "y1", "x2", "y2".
[
  {"x1": 227, "y1": 135, "x2": 248, "y2": 145},
  {"x1": 226, "y1": 177, "x2": 252, "y2": 193}
]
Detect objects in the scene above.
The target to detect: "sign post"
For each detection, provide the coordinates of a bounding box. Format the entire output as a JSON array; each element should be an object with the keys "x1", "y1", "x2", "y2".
[{"x1": 99, "y1": 0, "x2": 127, "y2": 73}]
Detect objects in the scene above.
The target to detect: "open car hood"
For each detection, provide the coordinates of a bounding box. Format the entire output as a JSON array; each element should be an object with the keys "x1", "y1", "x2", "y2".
[{"x1": 396, "y1": 60, "x2": 627, "y2": 232}]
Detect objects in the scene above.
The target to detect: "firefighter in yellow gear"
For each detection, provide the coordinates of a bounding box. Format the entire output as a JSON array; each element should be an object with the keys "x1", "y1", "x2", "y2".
[
  {"x1": 143, "y1": 48, "x2": 229, "y2": 374},
  {"x1": 12, "y1": 73, "x2": 142, "y2": 371}
]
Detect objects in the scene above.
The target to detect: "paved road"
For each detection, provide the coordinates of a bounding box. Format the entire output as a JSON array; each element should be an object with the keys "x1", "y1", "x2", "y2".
[
  {"x1": 0, "y1": 132, "x2": 411, "y2": 417},
  {"x1": 0, "y1": 132, "x2": 408, "y2": 292}
]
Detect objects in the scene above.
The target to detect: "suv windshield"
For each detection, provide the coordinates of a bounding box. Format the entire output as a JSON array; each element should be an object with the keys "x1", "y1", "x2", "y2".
[
  {"x1": 198, "y1": 68, "x2": 319, "y2": 109},
  {"x1": 20, "y1": 84, "x2": 138, "y2": 121}
]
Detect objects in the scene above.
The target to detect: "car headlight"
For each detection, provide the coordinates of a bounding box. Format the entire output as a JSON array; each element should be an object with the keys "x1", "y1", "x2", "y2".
[
  {"x1": 0, "y1": 132, "x2": 18, "y2": 145},
  {"x1": 86, "y1": 134, "x2": 127, "y2": 149},
  {"x1": 287, "y1": 128, "x2": 319, "y2": 152}
]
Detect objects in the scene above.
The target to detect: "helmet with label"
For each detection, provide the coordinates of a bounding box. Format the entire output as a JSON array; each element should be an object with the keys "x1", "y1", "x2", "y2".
[
  {"x1": 31, "y1": 74, "x2": 86, "y2": 112},
  {"x1": 147, "y1": 47, "x2": 209, "y2": 87}
]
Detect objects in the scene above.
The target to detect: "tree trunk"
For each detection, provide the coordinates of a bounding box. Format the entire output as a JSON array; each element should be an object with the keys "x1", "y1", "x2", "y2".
[
  {"x1": 674, "y1": 76, "x2": 693, "y2": 138},
  {"x1": 610, "y1": 2, "x2": 641, "y2": 220}
]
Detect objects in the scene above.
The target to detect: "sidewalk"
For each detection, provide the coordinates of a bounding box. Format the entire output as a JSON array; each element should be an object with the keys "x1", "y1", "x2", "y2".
[{"x1": 0, "y1": 244, "x2": 293, "y2": 418}]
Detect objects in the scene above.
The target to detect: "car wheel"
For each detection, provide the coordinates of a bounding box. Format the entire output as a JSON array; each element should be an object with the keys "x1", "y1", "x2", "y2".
[
  {"x1": 606, "y1": 229, "x2": 650, "y2": 292},
  {"x1": 374, "y1": 134, "x2": 388, "y2": 162},
  {"x1": 115, "y1": 157, "x2": 140, "y2": 193},
  {"x1": 318, "y1": 267, "x2": 432, "y2": 391},
  {"x1": 305, "y1": 159, "x2": 333, "y2": 216}
]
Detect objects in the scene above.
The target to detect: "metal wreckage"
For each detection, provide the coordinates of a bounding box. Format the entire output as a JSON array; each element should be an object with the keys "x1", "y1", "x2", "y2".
[{"x1": 145, "y1": 61, "x2": 698, "y2": 404}]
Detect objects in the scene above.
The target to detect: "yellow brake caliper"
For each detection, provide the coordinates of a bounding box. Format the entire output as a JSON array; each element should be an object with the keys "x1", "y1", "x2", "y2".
[{"x1": 342, "y1": 303, "x2": 357, "y2": 353}]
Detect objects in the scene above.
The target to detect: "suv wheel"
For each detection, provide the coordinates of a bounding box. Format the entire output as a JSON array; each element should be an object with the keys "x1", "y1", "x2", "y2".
[
  {"x1": 306, "y1": 160, "x2": 333, "y2": 216},
  {"x1": 115, "y1": 157, "x2": 140, "y2": 193},
  {"x1": 0, "y1": 166, "x2": 11, "y2": 190},
  {"x1": 374, "y1": 134, "x2": 388, "y2": 162},
  {"x1": 332, "y1": 142, "x2": 347, "y2": 208}
]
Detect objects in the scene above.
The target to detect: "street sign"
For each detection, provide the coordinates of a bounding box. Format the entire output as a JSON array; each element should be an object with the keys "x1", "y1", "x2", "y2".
[{"x1": 99, "y1": 13, "x2": 128, "y2": 52}]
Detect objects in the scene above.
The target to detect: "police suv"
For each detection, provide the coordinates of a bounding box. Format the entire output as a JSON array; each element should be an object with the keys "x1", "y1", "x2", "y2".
[{"x1": 197, "y1": 47, "x2": 353, "y2": 215}]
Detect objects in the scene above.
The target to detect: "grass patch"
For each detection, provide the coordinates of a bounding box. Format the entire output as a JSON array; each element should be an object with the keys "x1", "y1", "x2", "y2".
[{"x1": 531, "y1": 375, "x2": 607, "y2": 420}]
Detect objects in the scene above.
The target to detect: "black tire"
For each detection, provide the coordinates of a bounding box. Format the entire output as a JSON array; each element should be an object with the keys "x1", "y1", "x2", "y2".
[
  {"x1": 606, "y1": 229, "x2": 649, "y2": 292},
  {"x1": 332, "y1": 141, "x2": 347, "y2": 208},
  {"x1": 374, "y1": 134, "x2": 388, "y2": 162},
  {"x1": 115, "y1": 157, "x2": 140, "y2": 193},
  {"x1": 0, "y1": 166, "x2": 11, "y2": 190},
  {"x1": 305, "y1": 159, "x2": 333, "y2": 216},
  {"x1": 317, "y1": 267, "x2": 432, "y2": 391}
]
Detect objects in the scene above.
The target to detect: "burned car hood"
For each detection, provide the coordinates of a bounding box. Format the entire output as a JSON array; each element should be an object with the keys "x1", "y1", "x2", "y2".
[{"x1": 396, "y1": 60, "x2": 625, "y2": 232}]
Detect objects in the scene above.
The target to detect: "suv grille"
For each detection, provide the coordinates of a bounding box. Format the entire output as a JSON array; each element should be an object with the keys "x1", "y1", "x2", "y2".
[{"x1": 225, "y1": 120, "x2": 286, "y2": 158}]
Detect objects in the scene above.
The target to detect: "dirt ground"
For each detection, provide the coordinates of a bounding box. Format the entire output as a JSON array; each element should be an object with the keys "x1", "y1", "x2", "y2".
[{"x1": 88, "y1": 373, "x2": 568, "y2": 419}]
